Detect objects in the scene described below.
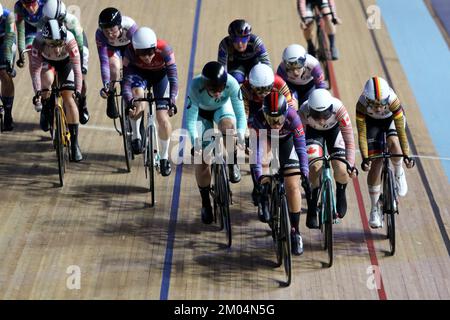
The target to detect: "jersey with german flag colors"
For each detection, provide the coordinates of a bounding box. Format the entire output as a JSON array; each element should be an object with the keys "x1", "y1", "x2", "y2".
[
  {"x1": 299, "y1": 98, "x2": 355, "y2": 166},
  {"x1": 356, "y1": 87, "x2": 409, "y2": 158}
]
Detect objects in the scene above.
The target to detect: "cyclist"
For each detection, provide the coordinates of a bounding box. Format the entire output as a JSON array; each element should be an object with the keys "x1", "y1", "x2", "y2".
[
  {"x1": 277, "y1": 44, "x2": 326, "y2": 107},
  {"x1": 299, "y1": 88, "x2": 356, "y2": 228},
  {"x1": 186, "y1": 61, "x2": 246, "y2": 225},
  {"x1": 41, "y1": 0, "x2": 90, "y2": 125},
  {"x1": 31, "y1": 19, "x2": 83, "y2": 162},
  {"x1": 218, "y1": 19, "x2": 271, "y2": 84},
  {"x1": 123, "y1": 27, "x2": 178, "y2": 177},
  {"x1": 0, "y1": 3, "x2": 17, "y2": 131},
  {"x1": 356, "y1": 77, "x2": 415, "y2": 228},
  {"x1": 296, "y1": 0, "x2": 342, "y2": 60},
  {"x1": 14, "y1": 0, "x2": 46, "y2": 70},
  {"x1": 96, "y1": 7, "x2": 137, "y2": 119},
  {"x1": 251, "y1": 91, "x2": 309, "y2": 255},
  {"x1": 241, "y1": 63, "x2": 295, "y2": 214}
]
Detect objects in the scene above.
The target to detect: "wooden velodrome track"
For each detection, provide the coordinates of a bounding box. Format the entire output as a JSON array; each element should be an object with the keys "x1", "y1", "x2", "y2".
[{"x1": 0, "y1": 0, "x2": 449, "y2": 300}]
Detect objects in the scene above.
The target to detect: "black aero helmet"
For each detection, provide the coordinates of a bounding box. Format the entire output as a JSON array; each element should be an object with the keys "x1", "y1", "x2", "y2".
[
  {"x1": 42, "y1": 19, "x2": 67, "y2": 42},
  {"x1": 98, "y1": 7, "x2": 122, "y2": 29},
  {"x1": 202, "y1": 61, "x2": 227, "y2": 92},
  {"x1": 228, "y1": 19, "x2": 252, "y2": 38},
  {"x1": 262, "y1": 92, "x2": 288, "y2": 126}
]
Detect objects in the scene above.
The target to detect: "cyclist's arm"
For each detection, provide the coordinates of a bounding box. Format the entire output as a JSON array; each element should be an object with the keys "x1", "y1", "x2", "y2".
[
  {"x1": 390, "y1": 98, "x2": 410, "y2": 156},
  {"x1": 30, "y1": 44, "x2": 43, "y2": 93},
  {"x1": 310, "y1": 60, "x2": 327, "y2": 89},
  {"x1": 291, "y1": 110, "x2": 309, "y2": 177},
  {"x1": 336, "y1": 105, "x2": 356, "y2": 167},
  {"x1": 67, "y1": 38, "x2": 83, "y2": 93},
  {"x1": 217, "y1": 38, "x2": 228, "y2": 70},
  {"x1": 296, "y1": 0, "x2": 307, "y2": 21},
  {"x1": 275, "y1": 75, "x2": 296, "y2": 110},
  {"x1": 240, "y1": 84, "x2": 251, "y2": 119},
  {"x1": 161, "y1": 41, "x2": 178, "y2": 102},
  {"x1": 14, "y1": 5, "x2": 26, "y2": 53},
  {"x1": 65, "y1": 14, "x2": 84, "y2": 56},
  {"x1": 228, "y1": 78, "x2": 247, "y2": 144},
  {"x1": 4, "y1": 13, "x2": 16, "y2": 65},
  {"x1": 185, "y1": 93, "x2": 200, "y2": 146},
  {"x1": 95, "y1": 29, "x2": 111, "y2": 86},
  {"x1": 254, "y1": 36, "x2": 271, "y2": 68},
  {"x1": 122, "y1": 50, "x2": 134, "y2": 103},
  {"x1": 356, "y1": 101, "x2": 369, "y2": 159},
  {"x1": 126, "y1": 21, "x2": 138, "y2": 40}
]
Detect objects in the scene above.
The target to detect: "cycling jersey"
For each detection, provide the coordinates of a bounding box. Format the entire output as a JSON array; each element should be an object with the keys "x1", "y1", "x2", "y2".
[
  {"x1": 356, "y1": 87, "x2": 409, "y2": 158},
  {"x1": 14, "y1": 0, "x2": 45, "y2": 52},
  {"x1": 186, "y1": 74, "x2": 246, "y2": 146},
  {"x1": 0, "y1": 8, "x2": 16, "y2": 67},
  {"x1": 241, "y1": 74, "x2": 294, "y2": 122},
  {"x1": 122, "y1": 39, "x2": 178, "y2": 104},
  {"x1": 251, "y1": 107, "x2": 309, "y2": 179},
  {"x1": 30, "y1": 30, "x2": 82, "y2": 93},
  {"x1": 299, "y1": 98, "x2": 355, "y2": 166},
  {"x1": 95, "y1": 16, "x2": 138, "y2": 86},
  {"x1": 277, "y1": 54, "x2": 326, "y2": 88},
  {"x1": 297, "y1": 0, "x2": 336, "y2": 20}
]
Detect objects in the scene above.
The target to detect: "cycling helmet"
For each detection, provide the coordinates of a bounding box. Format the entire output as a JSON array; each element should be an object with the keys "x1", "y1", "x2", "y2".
[
  {"x1": 262, "y1": 92, "x2": 288, "y2": 126},
  {"x1": 0, "y1": 4, "x2": 3, "y2": 21},
  {"x1": 308, "y1": 89, "x2": 334, "y2": 120},
  {"x1": 43, "y1": 0, "x2": 67, "y2": 21},
  {"x1": 42, "y1": 19, "x2": 67, "y2": 43},
  {"x1": 20, "y1": 0, "x2": 37, "y2": 5},
  {"x1": 202, "y1": 61, "x2": 227, "y2": 92},
  {"x1": 282, "y1": 44, "x2": 307, "y2": 69},
  {"x1": 363, "y1": 76, "x2": 391, "y2": 107},
  {"x1": 132, "y1": 27, "x2": 157, "y2": 50},
  {"x1": 98, "y1": 7, "x2": 122, "y2": 29},
  {"x1": 228, "y1": 19, "x2": 252, "y2": 38},
  {"x1": 249, "y1": 63, "x2": 274, "y2": 96}
]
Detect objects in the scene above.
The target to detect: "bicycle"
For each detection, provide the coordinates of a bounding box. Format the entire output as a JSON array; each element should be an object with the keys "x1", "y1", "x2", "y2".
[
  {"x1": 109, "y1": 80, "x2": 134, "y2": 173},
  {"x1": 309, "y1": 144, "x2": 356, "y2": 267},
  {"x1": 368, "y1": 133, "x2": 406, "y2": 256},
  {"x1": 313, "y1": 9, "x2": 332, "y2": 90},
  {"x1": 0, "y1": 62, "x2": 17, "y2": 132},
  {"x1": 131, "y1": 90, "x2": 171, "y2": 207},
  {"x1": 208, "y1": 134, "x2": 234, "y2": 248},
  {"x1": 34, "y1": 75, "x2": 72, "y2": 187},
  {"x1": 260, "y1": 169, "x2": 299, "y2": 286}
]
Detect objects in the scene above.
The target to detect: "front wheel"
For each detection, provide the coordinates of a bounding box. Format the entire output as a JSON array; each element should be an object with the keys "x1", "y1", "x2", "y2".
[
  {"x1": 120, "y1": 98, "x2": 132, "y2": 172},
  {"x1": 280, "y1": 194, "x2": 292, "y2": 286},
  {"x1": 55, "y1": 107, "x2": 64, "y2": 187},
  {"x1": 147, "y1": 124, "x2": 155, "y2": 207}
]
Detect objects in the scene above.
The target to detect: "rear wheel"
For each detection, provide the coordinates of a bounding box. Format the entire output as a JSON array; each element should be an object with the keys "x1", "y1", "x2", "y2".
[{"x1": 55, "y1": 108, "x2": 64, "y2": 187}]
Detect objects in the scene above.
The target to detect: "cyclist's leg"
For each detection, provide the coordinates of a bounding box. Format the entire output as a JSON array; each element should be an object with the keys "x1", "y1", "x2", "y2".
[
  {"x1": 319, "y1": 0, "x2": 339, "y2": 59},
  {"x1": 303, "y1": 1, "x2": 316, "y2": 56},
  {"x1": 79, "y1": 30, "x2": 89, "y2": 124},
  {"x1": 386, "y1": 118, "x2": 407, "y2": 196},
  {"x1": 0, "y1": 42, "x2": 16, "y2": 130},
  {"x1": 195, "y1": 117, "x2": 214, "y2": 224},
  {"x1": 153, "y1": 72, "x2": 172, "y2": 176},
  {"x1": 228, "y1": 61, "x2": 247, "y2": 84},
  {"x1": 128, "y1": 75, "x2": 146, "y2": 154},
  {"x1": 59, "y1": 60, "x2": 83, "y2": 162},
  {"x1": 366, "y1": 118, "x2": 385, "y2": 227},
  {"x1": 215, "y1": 100, "x2": 240, "y2": 183},
  {"x1": 305, "y1": 126, "x2": 323, "y2": 228},
  {"x1": 105, "y1": 48, "x2": 122, "y2": 118},
  {"x1": 38, "y1": 64, "x2": 55, "y2": 132},
  {"x1": 327, "y1": 126, "x2": 348, "y2": 218}
]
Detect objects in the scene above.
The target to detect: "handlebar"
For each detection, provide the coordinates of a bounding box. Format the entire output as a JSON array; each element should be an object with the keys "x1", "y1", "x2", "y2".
[
  {"x1": 309, "y1": 155, "x2": 358, "y2": 176},
  {"x1": 368, "y1": 153, "x2": 405, "y2": 160}
]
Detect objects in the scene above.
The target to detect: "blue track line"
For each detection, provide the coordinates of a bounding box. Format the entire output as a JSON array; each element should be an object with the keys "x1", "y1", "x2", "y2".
[{"x1": 160, "y1": 0, "x2": 202, "y2": 300}]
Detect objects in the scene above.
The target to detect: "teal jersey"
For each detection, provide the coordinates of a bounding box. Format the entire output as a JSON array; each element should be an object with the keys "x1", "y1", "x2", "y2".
[{"x1": 186, "y1": 74, "x2": 246, "y2": 145}]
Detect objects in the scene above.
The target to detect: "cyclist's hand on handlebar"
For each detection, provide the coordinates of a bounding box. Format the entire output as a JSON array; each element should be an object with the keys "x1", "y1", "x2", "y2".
[
  {"x1": 301, "y1": 173, "x2": 312, "y2": 200},
  {"x1": 32, "y1": 91, "x2": 42, "y2": 112},
  {"x1": 6, "y1": 64, "x2": 16, "y2": 78},
  {"x1": 332, "y1": 16, "x2": 342, "y2": 25},
  {"x1": 404, "y1": 156, "x2": 415, "y2": 169},
  {"x1": 16, "y1": 58, "x2": 24, "y2": 69},
  {"x1": 73, "y1": 91, "x2": 82, "y2": 103},
  {"x1": 168, "y1": 98, "x2": 177, "y2": 117},
  {"x1": 361, "y1": 158, "x2": 371, "y2": 172},
  {"x1": 299, "y1": 20, "x2": 307, "y2": 30},
  {"x1": 258, "y1": 176, "x2": 271, "y2": 186},
  {"x1": 100, "y1": 82, "x2": 110, "y2": 99},
  {"x1": 348, "y1": 166, "x2": 358, "y2": 178}
]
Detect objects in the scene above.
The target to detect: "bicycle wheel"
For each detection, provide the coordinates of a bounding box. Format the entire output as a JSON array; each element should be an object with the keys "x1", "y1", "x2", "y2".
[
  {"x1": 271, "y1": 188, "x2": 283, "y2": 267},
  {"x1": 120, "y1": 98, "x2": 132, "y2": 172},
  {"x1": 384, "y1": 170, "x2": 396, "y2": 255},
  {"x1": 0, "y1": 107, "x2": 4, "y2": 132},
  {"x1": 55, "y1": 107, "x2": 64, "y2": 187},
  {"x1": 218, "y1": 164, "x2": 232, "y2": 247},
  {"x1": 280, "y1": 194, "x2": 292, "y2": 286},
  {"x1": 323, "y1": 180, "x2": 333, "y2": 267},
  {"x1": 211, "y1": 164, "x2": 223, "y2": 230},
  {"x1": 147, "y1": 123, "x2": 155, "y2": 207}
]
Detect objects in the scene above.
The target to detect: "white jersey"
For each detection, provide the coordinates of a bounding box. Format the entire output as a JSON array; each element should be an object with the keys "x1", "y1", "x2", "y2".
[
  {"x1": 278, "y1": 54, "x2": 321, "y2": 86},
  {"x1": 357, "y1": 87, "x2": 399, "y2": 120},
  {"x1": 299, "y1": 97, "x2": 347, "y2": 130},
  {"x1": 104, "y1": 16, "x2": 136, "y2": 47}
]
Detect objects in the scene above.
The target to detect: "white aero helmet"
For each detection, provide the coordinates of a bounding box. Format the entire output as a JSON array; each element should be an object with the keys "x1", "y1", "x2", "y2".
[
  {"x1": 249, "y1": 63, "x2": 274, "y2": 92},
  {"x1": 132, "y1": 27, "x2": 157, "y2": 50},
  {"x1": 308, "y1": 88, "x2": 334, "y2": 119},
  {"x1": 282, "y1": 44, "x2": 307, "y2": 69},
  {"x1": 43, "y1": 0, "x2": 67, "y2": 20},
  {"x1": 363, "y1": 76, "x2": 391, "y2": 106},
  {"x1": 0, "y1": 4, "x2": 4, "y2": 20}
]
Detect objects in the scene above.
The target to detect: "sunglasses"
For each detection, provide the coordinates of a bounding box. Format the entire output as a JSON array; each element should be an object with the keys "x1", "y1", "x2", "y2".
[
  {"x1": 46, "y1": 39, "x2": 65, "y2": 47},
  {"x1": 252, "y1": 84, "x2": 273, "y2": 95},
  {"x1": 264, "y1": 113, "x2": 286, "y2": 126},
  {"x1": 309, "y1": 105, "x2": 333, "y2": 120},
  {"x1": 366, "y1": 96, "x2": 390, "y2": 108},
  {"x1": 136, "y1": 47, "x2": 156, "y2": 57},
  {"x1": 21, "y1": 0, "x2": 38, "y2": 7},
  {"x1": 232, "y1": 36, "x2": 250, "y2": 44},
  {"x1": 285, "y1": 57, "x2": 306, "y2": 70}
]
